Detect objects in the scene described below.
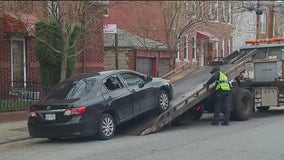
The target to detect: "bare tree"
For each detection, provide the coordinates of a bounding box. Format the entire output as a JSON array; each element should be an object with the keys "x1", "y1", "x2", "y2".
[{"x1": 0, "y1": 1, "x2": 118, "y2": 81}]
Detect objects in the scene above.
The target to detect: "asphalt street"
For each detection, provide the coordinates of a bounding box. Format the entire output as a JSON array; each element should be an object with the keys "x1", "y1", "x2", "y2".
[{"x1": 1, "y1": 108, "x2": 284, "y2": 160}]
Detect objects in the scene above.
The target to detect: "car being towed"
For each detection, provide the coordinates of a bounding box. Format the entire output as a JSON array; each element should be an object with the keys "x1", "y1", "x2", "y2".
[{"x1": 28, "y1": 69, "x2": 174, "y2": 140}]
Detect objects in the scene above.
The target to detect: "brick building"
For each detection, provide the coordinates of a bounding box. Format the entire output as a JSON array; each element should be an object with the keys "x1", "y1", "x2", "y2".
[
  {"x1": 0, "y1": 2, "x2": 104, "y2": 98},
  {"x1": 104, "y1": 1, "x2": 233, "y2": 72}
]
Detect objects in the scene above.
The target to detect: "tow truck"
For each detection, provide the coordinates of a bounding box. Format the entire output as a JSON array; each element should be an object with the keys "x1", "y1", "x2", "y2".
[{"x1": 129, "y1": 37, "x2": 284, "y2": 136}]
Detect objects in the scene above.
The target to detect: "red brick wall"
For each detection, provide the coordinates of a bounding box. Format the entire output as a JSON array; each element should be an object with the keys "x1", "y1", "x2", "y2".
[{"x1": 75, "y1": 4, "x2": 104, "y2": 74}]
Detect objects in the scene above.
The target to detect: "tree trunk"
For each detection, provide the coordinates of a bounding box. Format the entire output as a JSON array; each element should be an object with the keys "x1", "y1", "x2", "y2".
[{"x1": 60, "y1": 51, "x2": 68, "y2": 81}]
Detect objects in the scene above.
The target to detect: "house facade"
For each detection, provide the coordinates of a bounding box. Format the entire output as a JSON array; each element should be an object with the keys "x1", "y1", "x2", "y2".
[
  {"x1": 0, "y1": 1, "x2": 104, "y2": 99},
  {"x1": 104, "y1": 1, "x2": 234, "y2": 70}
]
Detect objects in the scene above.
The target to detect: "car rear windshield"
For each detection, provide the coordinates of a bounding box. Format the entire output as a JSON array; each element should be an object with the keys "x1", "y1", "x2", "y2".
[{"x1": 45, "y1": 77, "x2": 96, "y2": 100}]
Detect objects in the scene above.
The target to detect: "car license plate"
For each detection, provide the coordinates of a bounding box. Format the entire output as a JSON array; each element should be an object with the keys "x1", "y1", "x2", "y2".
[{"x1": 45, "y1": 114, "x2": 56, "y2": 121}]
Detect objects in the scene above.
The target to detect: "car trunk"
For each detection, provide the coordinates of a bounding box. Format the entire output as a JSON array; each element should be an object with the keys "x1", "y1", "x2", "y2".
[{"x1": 30, "y1": 99, "x2": 79, "y2": 124}]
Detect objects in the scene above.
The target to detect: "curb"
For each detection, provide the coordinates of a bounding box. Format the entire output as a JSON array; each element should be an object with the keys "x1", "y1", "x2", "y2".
[
  {"x1": 0, "y1": 137, "x2": 32, "y2": 145},
  {"x1": 0, "y1": 111, "x2": 27, "y2": 123}
]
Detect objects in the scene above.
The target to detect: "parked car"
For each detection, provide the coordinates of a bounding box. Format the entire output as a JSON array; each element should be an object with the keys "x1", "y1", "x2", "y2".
[{"x1": 28, "y1": 69, "x2": 173, "y2": 140}]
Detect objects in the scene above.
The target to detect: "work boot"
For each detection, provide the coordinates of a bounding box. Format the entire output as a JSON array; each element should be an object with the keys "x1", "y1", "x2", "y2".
[
  {"x1": 211, "y1": 122, "x2": 219, "y2": 126},
  {"x1": 221, "y1": 122, "x2": 230, "y2": 126}
]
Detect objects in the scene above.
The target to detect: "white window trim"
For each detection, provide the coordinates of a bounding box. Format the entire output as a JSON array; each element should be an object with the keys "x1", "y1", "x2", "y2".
[
  {"x1": 215, "y1": 1, "x2": 219, "y2": 22},
  {"x1": 228, "y1": 2, "x2": 232, "y2": 24},
  {"x1": 193, "y1": 36, "x2": 197, "y2": 62},
  {"x1": 184, "y1": 35, "x2": 189, "y2": 61},
  {"x1": 201, "y1": 1, "x2": 204, "y2": 18},
  {"x1": 222, "y1": 1, "x2": 225, "y2": 22},
  {"x1": 215, "y1": 42, "x2": 218, "y2": 59},
  {"x1": 222, "y1": 39, "x2": 225, "y2": 58},
  {"x1": 260, "y1": 12, "x2": 267, "y2": 33},
  {"x1": 176, "y1": 43, "x2": 180, "y2": 62},
  {"x1": 11, "y1": 38, "x2": 27, "y2": 87},
  {"x1": 228, "y1": 39, "x2": 231, "y2": 55},
  {"x1": 209, "y1": 1, "x2": 213, "y2": 20}
]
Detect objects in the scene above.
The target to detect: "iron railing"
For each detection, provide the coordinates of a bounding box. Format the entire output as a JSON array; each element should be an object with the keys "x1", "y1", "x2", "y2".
[{"x1": 0, "y1": 81, "x2": 51, "y2": 112}]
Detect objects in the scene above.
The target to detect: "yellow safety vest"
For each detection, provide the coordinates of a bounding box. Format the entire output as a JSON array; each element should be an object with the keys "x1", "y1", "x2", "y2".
[{"x1": 216, "y1": 71, "x2": 231, "y2": 91}]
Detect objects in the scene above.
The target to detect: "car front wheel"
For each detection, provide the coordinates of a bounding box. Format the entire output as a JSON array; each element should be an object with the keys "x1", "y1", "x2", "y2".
[
  {"x1": 97, "y1": 113, "x2": 115, "y2": 140},
  {"x1": 157, "y1": 90, "x2": 170, "y2": 113}
]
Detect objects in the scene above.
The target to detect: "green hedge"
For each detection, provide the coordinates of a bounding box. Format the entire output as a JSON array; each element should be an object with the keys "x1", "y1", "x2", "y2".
[
  {"x1": 0, "y1": 100, "x2": 34, "y2": 112},
  {"x1": 35, "y1": 18, "x2": 81, "y2": 89}
]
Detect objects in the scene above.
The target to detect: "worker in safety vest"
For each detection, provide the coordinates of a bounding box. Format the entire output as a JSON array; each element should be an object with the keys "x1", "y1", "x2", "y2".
[{"x1": 204, "y1": 66, "x2": 231, "y2": 126}]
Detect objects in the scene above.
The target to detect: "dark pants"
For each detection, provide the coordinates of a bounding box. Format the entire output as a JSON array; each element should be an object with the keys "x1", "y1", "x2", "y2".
[{"x1": 213, "y1": 93, "x2": 230, "y2": 123}]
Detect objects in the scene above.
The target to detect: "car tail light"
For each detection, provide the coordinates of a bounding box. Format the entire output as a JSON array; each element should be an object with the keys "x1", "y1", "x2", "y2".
[
  {"x1": 195, "y1": 106, "x2": 201, "y2": 111},
  {"x1": 64, "y1": 107, "x2": 86, "y2": 116},
  {"x1": 28, "y1": 110, "x2": 37, "y2": 117}
]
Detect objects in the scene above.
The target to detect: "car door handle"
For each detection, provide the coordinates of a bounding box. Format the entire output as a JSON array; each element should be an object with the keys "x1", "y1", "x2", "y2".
[
  {"x1": 107, "y1": 96, "x2": 113, "y2": 101},
  {"x1": 131, "y1": 89, "x2": 136, "y2": 94}
]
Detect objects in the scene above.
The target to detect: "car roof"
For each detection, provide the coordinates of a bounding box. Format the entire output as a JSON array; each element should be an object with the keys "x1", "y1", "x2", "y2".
[{"x1": 67, "y1": 69, "x2": 138, "y2": 81}]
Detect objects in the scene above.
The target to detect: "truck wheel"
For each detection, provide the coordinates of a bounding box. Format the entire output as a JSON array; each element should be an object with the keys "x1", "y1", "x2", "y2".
[
  {"x1": 231, "y1": 88, "x2": 253, "y2": 121},
  {"x1": 256, "y1": 106, "x2": 270, "y2": 112}
]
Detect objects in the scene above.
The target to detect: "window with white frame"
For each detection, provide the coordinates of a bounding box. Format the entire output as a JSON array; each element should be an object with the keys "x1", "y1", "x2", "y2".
[
  {"x1": 209, "y1": 1, "x2": 213, "y2": 20},
  {"x1": 228, "y1": 1, "x2": 232, "y2": 24},
  {"x1": 260, "y1": 12, "x2": 266, "y2": 33},
  {"x1": 176, "y1": 43, "x2": 180, "y2": 61},
  {"x1": 214, "y1": 42, "x2": 218, "y2": 59},
  {"x1": 227, "y1": 39, "x2": 231, "y2": 55},
  {"x1": 183, "y1": 1, "x2": 190, "y2": 18},
  {"x1": 192, "y1": 37, "x2": 197, "y2": 60},
  {"x1": 47, "y1": 1, "x2": 59, "y2": 18},
  {"x1": 222, "y1": 2, "x2": 226, "y2": 22},
  {"x1": 214, "y1": 1, "x2": 218, "y2": 22},
  {"x1": 221, "y1": 39, "x2": 225, "y2": 58},
  {"x1": 11, "y1": 39, "x2": 26, "y2": 88},
  {"x1": 183, "y1": 35, "x2": 189, "y2": 60},
  {"x1": 192, "y1": 1, "x2": 197, "y2": 19},
  {"x1": 200, "y1": 1, "x2": 204, "y2": 18},
  {"x1": 273, "y1": 14, "x2": 276, "y2": 35}
]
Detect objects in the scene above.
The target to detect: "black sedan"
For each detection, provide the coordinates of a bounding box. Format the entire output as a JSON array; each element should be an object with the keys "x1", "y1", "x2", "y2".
[{"x1": 28, "y1": 69, "x2": 174, "y2": 140}]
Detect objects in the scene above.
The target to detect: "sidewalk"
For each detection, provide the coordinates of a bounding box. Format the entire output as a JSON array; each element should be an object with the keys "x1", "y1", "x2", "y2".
[{"x1": 0, "y1": 120, "x2": 30, "y2": 144}]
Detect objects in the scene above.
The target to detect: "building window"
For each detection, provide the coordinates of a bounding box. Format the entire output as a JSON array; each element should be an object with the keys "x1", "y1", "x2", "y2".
[
  {"x1": 184, "y1": 35, "x2": 189, "y2": 60},
  {"x1": 260, "y1": 12, "x2": 267, "y2": 33},
  {"x1": 214, "y1": 1, "x2": 218, "y2": 22},
  {"x1": 214, "y1": 42, "x2": 218, "y2": 59},
  {"x1": 176, "y1": 43, "x2": 180, "y2": 61},
  {"x1": 192, "y1": 1, "x2": 197, "y2": 19},
  {"x1": 227, "y1": 39, "x2": 231, "y2": 55},
  {"x1": 222, "y1": 2, "x2": 226, "y2": 22},
  {"x1": 47, "y1": 1, "x2": 59, "y2": 18},
  {"x1": 208, "y1": 1, "x2": 213, "y2": 20},
  {"x1": 183, "y1": 1, "x2": 190, "y2": 18},
  {"x1": 273, "y1": 14, "x2": 276, "y2": 35},
  {"x1": 11, "y1": 39, "x2": 26, "y2": 88},
  {"x1": 192, "y1": 37, "x2": 197, "y2": 60},
  {"x1": 227, "y1": 1, "x2": 232, "y2": 24},
  {"x1": 200, "y1": 1, "x2": 204, "y2": 18},
  {"x1": 221, "y1": 39, "x2": 225, "y2": 58}
]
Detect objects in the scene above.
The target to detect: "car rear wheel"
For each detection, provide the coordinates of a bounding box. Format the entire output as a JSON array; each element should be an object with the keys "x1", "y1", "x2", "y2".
[
  {"x1": 157, "y1": 90, "x2": 170, "y2": 113},
  {"x1": 97, "y1": 113, "x2": 115, "y2": 140}
]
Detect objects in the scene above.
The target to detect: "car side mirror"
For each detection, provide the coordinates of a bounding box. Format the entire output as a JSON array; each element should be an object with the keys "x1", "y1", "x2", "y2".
[{"x1": 146, "y1": 76, "x2": 152, "y2": 82}]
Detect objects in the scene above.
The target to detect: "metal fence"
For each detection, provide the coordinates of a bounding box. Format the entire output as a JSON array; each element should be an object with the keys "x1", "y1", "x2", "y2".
[{"x1": 0, "y1": 81, "x2": 51, "y2": 112}]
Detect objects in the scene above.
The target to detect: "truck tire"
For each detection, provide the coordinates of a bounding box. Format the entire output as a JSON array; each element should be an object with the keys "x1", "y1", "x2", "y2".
[
  {"x1": 256, "y1": 106, "x2": 270, "y2": 112},
  {"x1": 231, "y1": 88, "x2": 253, "y2": 121}
]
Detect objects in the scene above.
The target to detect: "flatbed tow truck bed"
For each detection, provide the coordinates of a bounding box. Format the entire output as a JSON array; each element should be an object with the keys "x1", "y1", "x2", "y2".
[{"x1": 125, "y1": 49, "x2": 256, "y2": 136}]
